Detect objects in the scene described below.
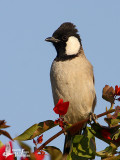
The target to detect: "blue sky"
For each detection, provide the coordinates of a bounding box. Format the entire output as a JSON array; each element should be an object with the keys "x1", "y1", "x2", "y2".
[{"x1": 0, "y1": 1, "x2": 120, "y2": 159}]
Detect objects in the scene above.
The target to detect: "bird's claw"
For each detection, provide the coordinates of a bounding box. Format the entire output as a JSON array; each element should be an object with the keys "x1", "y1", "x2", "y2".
[{"x1": 89, "y1": 113, "x2": 98, "y2": 124}]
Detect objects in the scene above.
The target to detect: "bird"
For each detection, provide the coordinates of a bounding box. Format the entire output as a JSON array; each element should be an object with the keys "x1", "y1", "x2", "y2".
[{"x1": 45, "y1": 22, "x2": 96, "y2": 155}]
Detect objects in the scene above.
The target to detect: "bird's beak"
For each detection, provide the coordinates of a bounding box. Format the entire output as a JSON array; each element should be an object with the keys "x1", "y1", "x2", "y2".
[{"x1": 45, "y1": 37, "x2": 60, "y2": 43}]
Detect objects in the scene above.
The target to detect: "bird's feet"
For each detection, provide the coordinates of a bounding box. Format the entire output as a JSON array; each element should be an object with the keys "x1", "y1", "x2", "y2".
[{"x1": 89, "y1": 112, "x2": 98, "y2": 124}]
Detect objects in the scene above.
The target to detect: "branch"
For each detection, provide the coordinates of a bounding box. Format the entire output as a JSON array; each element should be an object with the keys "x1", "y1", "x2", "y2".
[{"x1": 37, "y1": 109, "x2": 115, "y2": 151}]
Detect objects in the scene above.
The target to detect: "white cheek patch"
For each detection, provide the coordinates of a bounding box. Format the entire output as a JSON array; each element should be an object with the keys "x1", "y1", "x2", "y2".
[{"x1": 65, "y1": 36, "x2": 80, "y2": 55}]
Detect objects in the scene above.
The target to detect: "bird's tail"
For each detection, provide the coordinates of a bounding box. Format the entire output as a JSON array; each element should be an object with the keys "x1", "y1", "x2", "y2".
[
  {"x1": 63, "y1": 123, "x2": 87, "y2": 155},
  {"x1": 63, "y1": 132, "x2": 72, "y2": 155}
]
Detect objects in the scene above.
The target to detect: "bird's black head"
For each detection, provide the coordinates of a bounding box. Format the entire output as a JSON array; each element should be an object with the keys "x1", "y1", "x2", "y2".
[{"x1": 45, "y1": 22, "x2": 82, "y2": 60}]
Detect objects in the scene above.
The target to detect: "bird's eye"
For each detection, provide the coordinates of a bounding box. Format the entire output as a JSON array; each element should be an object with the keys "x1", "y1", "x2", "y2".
[{"x1": 62, "y1": 35, "x2": 67, "y2": 41}]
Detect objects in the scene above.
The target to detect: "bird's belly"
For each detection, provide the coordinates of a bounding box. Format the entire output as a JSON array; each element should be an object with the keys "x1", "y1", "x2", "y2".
[
  {"x1": 50, "y1": 59, "x2": 95, "y2": 124},
  {"x1": 55, "y1": 81, "x2": 93, "y2": 124}
]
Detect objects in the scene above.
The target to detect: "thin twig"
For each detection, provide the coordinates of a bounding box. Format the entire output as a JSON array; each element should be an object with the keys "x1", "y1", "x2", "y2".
[{"x1": 37, "y1": 109, "x2": 115, "y2": 151}]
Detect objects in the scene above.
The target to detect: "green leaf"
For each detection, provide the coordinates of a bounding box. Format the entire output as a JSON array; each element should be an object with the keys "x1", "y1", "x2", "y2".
[
  {"x1": 67, "y1": 154, "x2": 72, "y2": 160},
  {"x1": 89, "y1": 123, "x2": 119, "y2": 145},
  {"x1": 44, "y1": 146, "x2": 62, "y2": 160},
  {"x1": 14, "y1": 120, "x2": 57, "y2": 141},
  {"x1": 18, "y1": 141, "x2": 31, "y2": 153},
  {"x1": 67, "y1": 153, "x2": 88, "y2": 160},
  {"x1": 112, "y1": 130, "x2": 120, "y2": 141},
  {"x1": 69, "y1": 127, "x2": 96, "y2": 159},
  {"x1": 111, "y1": 129, "x2": 120, "y2": 146},
  {"x1": 104, "y1": 117, "x2": 120, "y2": 127},
  {"x1": 104, "y1": 106, "x2": 120, "y2": 127},
  {"x1": 96, "y1": 145, "x2": 116, "y2": 158},
  {"x1": 0, "y1": 141, "x2": 4, "y2": 148},
  {"x1": 14, "y1": 124, "x2": 40, "y2": 141},
  {"x1": 102, "y1": 155, "x2": 120, "y2": 160},
  {"x1": 37, "y1": 120, "x2": 57, "y2": 136}
]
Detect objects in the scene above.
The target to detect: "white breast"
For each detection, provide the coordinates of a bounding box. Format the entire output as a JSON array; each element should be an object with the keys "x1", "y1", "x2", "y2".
[{"x1": 50, "y1": 55, "x2": 96, "y2": 124}]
